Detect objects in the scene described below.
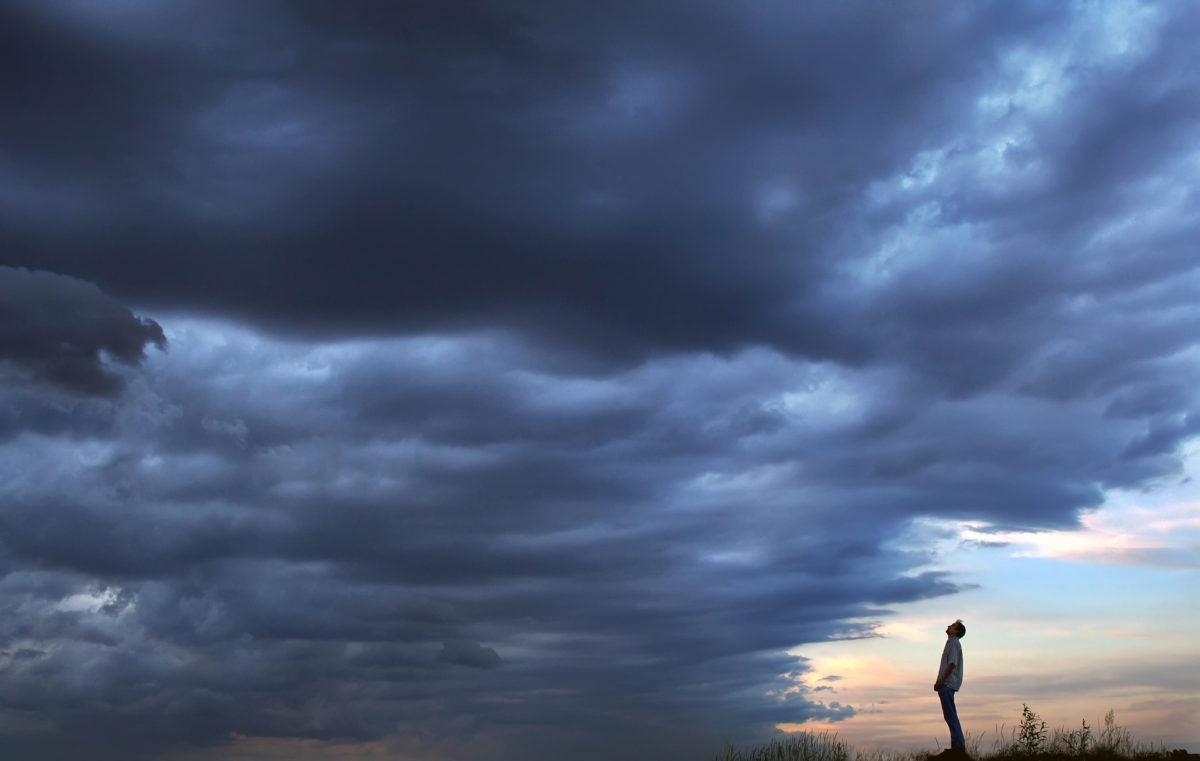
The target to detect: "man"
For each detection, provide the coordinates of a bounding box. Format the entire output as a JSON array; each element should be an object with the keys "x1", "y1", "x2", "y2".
[{"x1": 934, "y1": 619, "x2": 966, "y2": 756}]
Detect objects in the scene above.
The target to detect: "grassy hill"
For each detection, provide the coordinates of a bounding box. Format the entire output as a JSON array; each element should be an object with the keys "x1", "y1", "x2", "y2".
[{"x1": 714, "y1": 706, "x2": 1196, "y2": 761}]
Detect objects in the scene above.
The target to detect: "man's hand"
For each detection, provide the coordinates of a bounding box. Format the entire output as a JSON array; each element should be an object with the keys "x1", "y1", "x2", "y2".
[{"x1": 934, "y1": 681, "x2": 944, "y2": 691}]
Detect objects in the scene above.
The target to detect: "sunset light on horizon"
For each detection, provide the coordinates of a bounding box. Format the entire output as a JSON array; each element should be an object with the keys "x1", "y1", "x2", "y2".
[{"x1": 782, "y1": 474, "x2": 1200, "y2": 752}]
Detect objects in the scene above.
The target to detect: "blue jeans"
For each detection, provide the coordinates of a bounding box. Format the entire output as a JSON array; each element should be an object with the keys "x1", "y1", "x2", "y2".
[{"x1": 938, "y1": 685, "x2": 965, "y2": 750}]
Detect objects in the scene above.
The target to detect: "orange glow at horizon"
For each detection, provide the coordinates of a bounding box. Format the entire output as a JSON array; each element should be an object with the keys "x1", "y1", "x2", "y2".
[{"x1": 773, "y1": 487, "x2": 1200, "y2": 754}]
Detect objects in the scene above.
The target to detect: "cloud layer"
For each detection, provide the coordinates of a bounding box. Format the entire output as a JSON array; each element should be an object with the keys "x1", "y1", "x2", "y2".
[
  {"x1": 2, "y1": 1, "x2": 1200, "y2": 759},
  {"x1": 0, "y1": 267, "x2": 164, "y2": 397}
]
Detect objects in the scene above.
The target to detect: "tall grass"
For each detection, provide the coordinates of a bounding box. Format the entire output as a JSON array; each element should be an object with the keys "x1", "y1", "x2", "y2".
[
  {"x1": 714, "y1": 706, "x2": 1193, "y2": 761},
  {"x1": 986, "y1": 706, "x2": 1156, "y2": 760},
  {"x1": 713, "y1": 732, "x2": 851, "y2": 761}
]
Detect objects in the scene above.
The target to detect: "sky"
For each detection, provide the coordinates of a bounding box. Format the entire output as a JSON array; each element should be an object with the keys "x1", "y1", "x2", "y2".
[{"x1": 1, "y1": 1, "x2": 1199, "y2": 759}]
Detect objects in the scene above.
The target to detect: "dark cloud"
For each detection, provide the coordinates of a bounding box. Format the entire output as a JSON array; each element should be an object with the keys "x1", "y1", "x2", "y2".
[
  {"x1": 438, "y1": 640, "x2": 503, "y2": 669},
  {"x1": 0, "y1": 329, "x2": 954, "y2": 759},
  {"x1": 3, "y1": 1, "x2": 1200, "y2": 760},
  {"x1": 0, "y1": 267, "x2": 165, "y2": 397},
  {"x1": 0, "y1": 0, "x2": 1060, "y2": 363}
]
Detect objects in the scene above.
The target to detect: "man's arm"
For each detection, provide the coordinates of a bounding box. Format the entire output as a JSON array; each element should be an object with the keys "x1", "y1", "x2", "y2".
[{"x1": 933, "y1": 662, "x2": 956, "y2": 691}]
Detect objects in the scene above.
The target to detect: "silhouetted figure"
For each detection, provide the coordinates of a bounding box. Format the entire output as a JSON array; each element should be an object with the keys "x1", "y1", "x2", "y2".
[{"x1": 933, "y1": 619, "x2": 967, "y2": 758}]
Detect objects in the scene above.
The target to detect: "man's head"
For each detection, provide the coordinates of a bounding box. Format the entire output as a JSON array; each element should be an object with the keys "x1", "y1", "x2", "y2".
[{"x1": 946, "y1": 619, "x2": 966, "y2": 638}]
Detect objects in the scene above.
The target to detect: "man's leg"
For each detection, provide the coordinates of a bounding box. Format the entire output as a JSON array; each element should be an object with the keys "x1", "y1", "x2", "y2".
[{"x1": 938, "y1": 685, "x2": 966, "y2": 750}]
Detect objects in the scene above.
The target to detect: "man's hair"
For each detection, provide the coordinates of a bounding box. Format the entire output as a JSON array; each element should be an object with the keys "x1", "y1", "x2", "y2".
[{"x1": 954, "y1": 619, "x2": 966, "y2": 638}]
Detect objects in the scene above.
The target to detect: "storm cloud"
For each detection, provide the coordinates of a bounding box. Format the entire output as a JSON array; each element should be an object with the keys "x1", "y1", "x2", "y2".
[
  {"x1": 2, "y1": 1, "x2": 1200, "y2": 759},
  {"x1": 0, "y1": 267, "x2": 164, "y2": 397}
]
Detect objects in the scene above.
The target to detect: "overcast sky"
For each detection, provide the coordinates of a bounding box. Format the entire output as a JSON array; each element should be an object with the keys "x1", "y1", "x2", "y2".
[{"x1": 2, "y1": 1, "x2": 1199, "y2": 759}]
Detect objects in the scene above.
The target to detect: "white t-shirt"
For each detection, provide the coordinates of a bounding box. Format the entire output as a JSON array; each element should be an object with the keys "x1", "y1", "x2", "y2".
[{"x1": 939, "y1": 636, "x2": 964, "y2": 691}]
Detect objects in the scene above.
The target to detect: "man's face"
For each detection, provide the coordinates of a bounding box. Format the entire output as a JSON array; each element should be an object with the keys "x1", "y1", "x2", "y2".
[{"x1": 946, "y1": 622, "x2": 961, "y2": 637}]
